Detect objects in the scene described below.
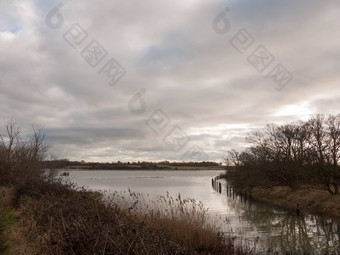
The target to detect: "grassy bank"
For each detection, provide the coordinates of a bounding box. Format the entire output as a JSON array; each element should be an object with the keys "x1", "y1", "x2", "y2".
[
  {"x1": 0, "y1": 210, "x2": 16, "y2": 254},
  {"x1": 0, "y1": 181, "x2": 252, "y2": 255},
  {"x1": 0, "y1": 186, "x2": 16, "y2": 255},
  {"x1": 250, "y1": 185, "x2": 340, "y2": 220}
]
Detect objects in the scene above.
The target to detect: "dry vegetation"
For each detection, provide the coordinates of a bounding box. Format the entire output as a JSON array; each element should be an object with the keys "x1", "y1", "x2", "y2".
[
  {"x1": 250, "y1": 185, "x2": 340, "y2": 219},
  {"x1": 0, "y1": 120, "x2": 250, "y2": 254},
  {"x1": 108, "y1": 190, "x2": 228, "y2": 251}
]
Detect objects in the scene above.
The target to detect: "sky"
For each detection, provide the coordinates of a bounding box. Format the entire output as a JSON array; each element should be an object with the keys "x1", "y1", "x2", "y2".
[{"x1": 0, "y1": 0, "x2": 340, "y2": 162}]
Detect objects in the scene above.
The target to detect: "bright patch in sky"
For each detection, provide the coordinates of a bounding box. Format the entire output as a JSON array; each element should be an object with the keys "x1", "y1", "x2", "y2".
[
  {"x1": 272, "y1": 102, "x2": 316, "y2": 120},
  {"x1": 0, "y1": 31, "x2": 15, "y2": 40},
  {"x1": 189, "y1": 123, "x2": 254, "y2": 136}
]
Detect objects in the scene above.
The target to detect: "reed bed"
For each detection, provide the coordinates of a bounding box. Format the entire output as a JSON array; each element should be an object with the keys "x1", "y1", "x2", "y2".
[{"x1": 0, "y1": 180, "x2": 256, "y2": 254}]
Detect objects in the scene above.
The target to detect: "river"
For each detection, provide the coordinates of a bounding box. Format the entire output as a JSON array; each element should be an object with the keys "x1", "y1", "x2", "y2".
[{"x1": 63, "y1": 169, "x2": 340, "y2": 254}]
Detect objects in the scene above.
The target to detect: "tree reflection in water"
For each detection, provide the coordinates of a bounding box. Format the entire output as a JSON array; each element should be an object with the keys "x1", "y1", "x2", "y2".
[{"x1": 224, "y1": 194, "x2": 340, "y2": 254}]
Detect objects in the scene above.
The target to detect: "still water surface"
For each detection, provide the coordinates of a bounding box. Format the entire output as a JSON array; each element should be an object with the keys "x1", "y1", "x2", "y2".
[{"x1": 65, "y1": 170, "x2": 340, "y2": 254}]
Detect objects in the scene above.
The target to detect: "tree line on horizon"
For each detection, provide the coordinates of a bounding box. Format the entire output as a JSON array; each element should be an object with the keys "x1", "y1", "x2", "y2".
[
  {"x1": 44, "y1": 159, "x2": 221, "y2": 169},
  {"x1": 225, "y1": 114, "x2": 340, "y2": 194}
]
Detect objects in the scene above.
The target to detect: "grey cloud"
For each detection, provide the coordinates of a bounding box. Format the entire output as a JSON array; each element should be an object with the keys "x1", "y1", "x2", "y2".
[{"x1": 0, "y1": 0, "x2": 339, "y2": 161}]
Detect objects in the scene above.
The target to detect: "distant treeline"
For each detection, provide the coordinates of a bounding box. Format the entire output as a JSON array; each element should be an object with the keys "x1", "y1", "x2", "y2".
[
  {"x1": 44, "y1": 160, "x2": 221, "y2": 170},
  {"x1": 225, "y1": 114, "x2": 340, "y2": 194}
]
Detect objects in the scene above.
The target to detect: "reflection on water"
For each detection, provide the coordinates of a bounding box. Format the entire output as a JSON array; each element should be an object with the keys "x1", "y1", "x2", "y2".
[
  {"x1": 226, "y1": 196, "x2": 340, "y2": 254},
  {"x1": 65, "y1": 170, "x2": 340, "y2": 254}
]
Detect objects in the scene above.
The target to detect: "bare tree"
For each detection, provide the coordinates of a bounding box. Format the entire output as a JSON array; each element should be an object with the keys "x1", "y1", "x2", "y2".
[
  {"x1": 324, "y1": 114, "x2": 340, "y2": 193},
  {"x1": 224, "y1": 114, "x2": 340, "y2": 194},
  {"x1": 0, "y1": 120, "x2": 48, "y2": 186}
]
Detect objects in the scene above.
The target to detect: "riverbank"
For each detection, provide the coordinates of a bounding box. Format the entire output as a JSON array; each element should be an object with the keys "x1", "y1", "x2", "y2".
[
  {"x1": 0, "y1": 181, "x2": 249, "y2": 255},
  {"x1": 250, "y1": 185, "x2": 340, "y2": 220}
]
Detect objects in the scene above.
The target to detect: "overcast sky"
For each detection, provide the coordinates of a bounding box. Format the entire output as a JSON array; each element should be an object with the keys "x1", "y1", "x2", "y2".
[{"x1": 1, "y1": 0, "x2": 340, "y2": 162}]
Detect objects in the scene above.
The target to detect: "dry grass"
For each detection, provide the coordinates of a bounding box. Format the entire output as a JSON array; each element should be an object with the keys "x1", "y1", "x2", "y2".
[
  {"x1": 108, "y1": 190, "x2": 231, "y2": 252},
  {"x1": 251, "y1": 185, "x2": 340, "y2": 219},
  {"x1": 0, "y1": 181, "x2": 251, "y2": 255},
  {"x1": 0, "y1": 186, "x2": 15, "y2": 210}
]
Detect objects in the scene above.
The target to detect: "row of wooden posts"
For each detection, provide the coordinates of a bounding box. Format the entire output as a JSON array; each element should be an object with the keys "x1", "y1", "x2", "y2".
[
  {"x1": 212, "y1": 176, "x2": 222, "y2": 193},
  {"x1": 212, "y1": 176, "x2": 251, "y2": 202},
  {"x1": 211, "y1": 177, "x2": 302, "y2": 215}
]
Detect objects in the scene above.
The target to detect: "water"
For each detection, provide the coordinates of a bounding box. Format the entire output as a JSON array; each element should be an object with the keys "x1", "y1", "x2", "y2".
[{"x1": 64, "y1": 169, "x2": 340, "y2": 254}]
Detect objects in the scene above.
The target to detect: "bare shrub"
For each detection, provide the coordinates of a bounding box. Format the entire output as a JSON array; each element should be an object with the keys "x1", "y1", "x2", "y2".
[{"x1": 0, "y1": 120, "x2": 48, "y2": 187}]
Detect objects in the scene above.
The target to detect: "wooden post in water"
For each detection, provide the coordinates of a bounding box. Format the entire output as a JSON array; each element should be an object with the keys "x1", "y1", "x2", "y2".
[{"x1": 219, "y1": 182, "x2": 222, "y2": 193}]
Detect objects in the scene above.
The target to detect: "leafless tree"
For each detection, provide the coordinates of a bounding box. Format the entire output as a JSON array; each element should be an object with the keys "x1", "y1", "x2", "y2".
[
  {"x1": 225, "y1": 114, "x2": 340, "y2": 194},
  {"x1": 0, "y1": 120, "x2": 48, "y2": 186}
]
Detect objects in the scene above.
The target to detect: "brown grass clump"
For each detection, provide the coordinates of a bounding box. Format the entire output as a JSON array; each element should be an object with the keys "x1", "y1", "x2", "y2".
[
  {"x1": 108, "y1": 190, "x2": 231, "y2": 253},
  {"x1": 8, "y1": 182, "x2": 177, "y2": 255}
]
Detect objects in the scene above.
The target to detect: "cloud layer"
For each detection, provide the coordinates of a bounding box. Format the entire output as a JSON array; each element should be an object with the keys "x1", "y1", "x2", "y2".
[{"x1": 1, "y1": 0, "x2": 340, "y2": 162}]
